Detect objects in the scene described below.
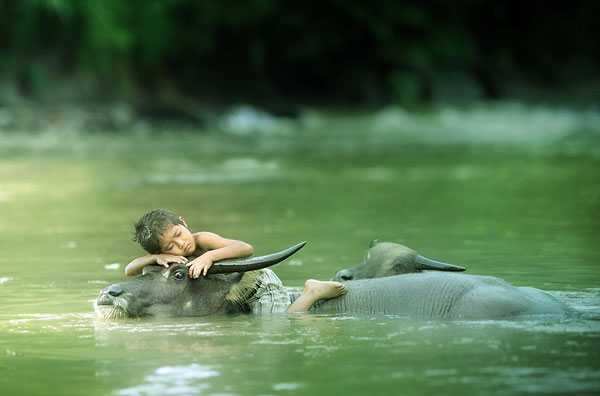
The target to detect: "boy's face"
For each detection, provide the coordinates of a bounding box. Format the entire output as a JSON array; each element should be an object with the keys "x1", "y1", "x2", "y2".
[{"x1": 159, "y1": 221, "x2": 196, "y2": 256}]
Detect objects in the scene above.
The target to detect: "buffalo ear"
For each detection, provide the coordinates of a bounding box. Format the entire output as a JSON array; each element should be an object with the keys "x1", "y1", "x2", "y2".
[{"x1": 369, "y1": 239, "x2": 380, "y2": 248}]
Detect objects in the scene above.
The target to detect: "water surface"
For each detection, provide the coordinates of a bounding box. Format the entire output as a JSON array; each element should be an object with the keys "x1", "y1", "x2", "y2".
[{"x1": 1, "y1": 104, "x2": 599, "y2": 395}]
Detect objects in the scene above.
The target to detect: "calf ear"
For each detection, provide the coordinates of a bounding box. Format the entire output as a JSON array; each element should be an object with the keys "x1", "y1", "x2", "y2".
[
  {"x1": 369, "y1": 239, "x2": 380, "y2": 248},
  {"x1": 142, "y1": 265, "x2": 164, "y2": 275}
]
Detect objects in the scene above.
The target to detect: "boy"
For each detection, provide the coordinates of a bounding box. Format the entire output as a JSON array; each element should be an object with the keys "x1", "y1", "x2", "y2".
[{"x1": 126, "y1": 209, "x2": 346, "y2": 313}]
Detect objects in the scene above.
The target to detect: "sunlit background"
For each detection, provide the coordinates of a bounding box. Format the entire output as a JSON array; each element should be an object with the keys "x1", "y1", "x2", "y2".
[{"x1": 1, "y1": 1, "x2": 599, "y2": 395}]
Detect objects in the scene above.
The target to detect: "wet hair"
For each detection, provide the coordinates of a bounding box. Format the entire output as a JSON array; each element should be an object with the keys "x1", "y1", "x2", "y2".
[{"x1": 133, "y1": 209, "x2": 184, "y2": 254}]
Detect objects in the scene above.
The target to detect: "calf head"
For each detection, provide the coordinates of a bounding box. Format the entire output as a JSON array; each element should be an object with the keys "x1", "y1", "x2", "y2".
[{"x1": 332, "y1": 240, "x2": 466, "y2": 281}]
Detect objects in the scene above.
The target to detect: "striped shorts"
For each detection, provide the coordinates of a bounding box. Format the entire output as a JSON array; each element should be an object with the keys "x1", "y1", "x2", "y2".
[{"x1": 246, "y1": 269, "x2": 293, "y2": 314}]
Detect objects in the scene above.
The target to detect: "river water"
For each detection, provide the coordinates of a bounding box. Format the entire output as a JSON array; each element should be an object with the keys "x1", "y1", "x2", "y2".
[{"x1": 1, "y1": 104, "x2": 599, "y2": 395}]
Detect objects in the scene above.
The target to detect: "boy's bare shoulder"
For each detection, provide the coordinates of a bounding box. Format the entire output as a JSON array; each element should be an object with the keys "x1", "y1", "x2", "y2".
[
  {"x1": 192, "y1": 231, "x2": 218, "y2": 241},
  {"x1": 193, "y1": 231, "x2": 247, "y2": 249},
  {"x1": 192, "y1": 231, "x2": 222, "y2": 248}
]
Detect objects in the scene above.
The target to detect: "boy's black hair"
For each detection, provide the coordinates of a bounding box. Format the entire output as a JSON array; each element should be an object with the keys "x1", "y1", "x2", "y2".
[{"x1": 133, "y1": 209, "x2": 184, "y2": 254}]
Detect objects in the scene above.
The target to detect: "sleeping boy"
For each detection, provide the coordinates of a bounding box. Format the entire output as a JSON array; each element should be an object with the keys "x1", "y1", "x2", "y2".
[{"x1": 125, "y1": 209, "x2": 346, "y2": 313}]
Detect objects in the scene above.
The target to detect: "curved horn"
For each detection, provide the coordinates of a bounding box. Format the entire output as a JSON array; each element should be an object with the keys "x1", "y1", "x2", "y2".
[
  {"x1": 207, "y1": 241, "x2": 307, "y2": 274},
  {"x1": 415, "y1": 255, "x2": 466, "y2": 272}
]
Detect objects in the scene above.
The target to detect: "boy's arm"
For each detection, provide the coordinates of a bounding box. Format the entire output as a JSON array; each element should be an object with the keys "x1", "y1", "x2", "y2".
[
  {"x1": 187, "y1": 232, "x2": 254, "y2": 278},
  {"x1": 124, "y1": 254, "x2": 188, "y2": 276}
]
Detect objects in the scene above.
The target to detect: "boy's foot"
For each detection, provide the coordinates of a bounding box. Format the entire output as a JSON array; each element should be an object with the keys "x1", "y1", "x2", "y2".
[{"x1": 304, "y1": 279, "x2": 347, "y2": 301}]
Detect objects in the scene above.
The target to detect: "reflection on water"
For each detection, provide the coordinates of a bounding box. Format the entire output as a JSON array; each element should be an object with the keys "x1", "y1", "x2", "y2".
[
  {"x1": 114, "y1": 364, "x2": 219, "y2": 396},
  {"x1": 1, "y1": 104, "x2": 599, "y2": 395},
  {"x1": 148, "y1": 158, "x2": 281, "y2": 185}
]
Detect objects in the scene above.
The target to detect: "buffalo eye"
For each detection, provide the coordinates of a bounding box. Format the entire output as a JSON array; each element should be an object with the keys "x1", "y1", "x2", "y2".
[
  {"x1": 172, "y1": 270, "x2": 186, "y2": 280},
  {"x1": 392, "y1": 262, "x2": 405, "y2": 272}
]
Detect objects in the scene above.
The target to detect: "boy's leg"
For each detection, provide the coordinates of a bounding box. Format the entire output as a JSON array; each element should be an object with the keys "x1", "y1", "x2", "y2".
[{"x1": 285, "y1": 279, "x2": 347, "y2": 312}]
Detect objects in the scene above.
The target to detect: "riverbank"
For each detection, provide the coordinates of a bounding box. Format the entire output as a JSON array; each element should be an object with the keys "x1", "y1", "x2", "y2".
[{"x1": 1, "y1": 101, "x2": 599, "y2": 158}]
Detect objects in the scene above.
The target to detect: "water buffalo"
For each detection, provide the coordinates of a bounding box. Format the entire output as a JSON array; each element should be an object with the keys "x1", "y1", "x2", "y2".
[
  {"x1": 94, "y1": 241, "x2": 574, "y2": 319},
  {"x1": 331, "y1": 240, "x2": 466, "y2": 281},
  {"x1": 313, "y1": 272, "x2": 573, "y2": 317},
  {"x1": 94, "y1": 242, "x2": 308, "y2": 319},
  {"x1": 323, "y1": 240, "x2": 572, "y2": 317}
]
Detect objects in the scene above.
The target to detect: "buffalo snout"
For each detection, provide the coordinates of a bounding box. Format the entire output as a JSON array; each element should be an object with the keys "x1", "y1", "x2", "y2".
[{"x1": 97, "y1": 284, "x2": 124, "y2": 304}]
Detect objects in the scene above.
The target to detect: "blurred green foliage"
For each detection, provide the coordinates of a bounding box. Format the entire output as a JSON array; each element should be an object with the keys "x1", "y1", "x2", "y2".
[{"x1": 0, "y1": 0, "x2": 598, "y2": 105}]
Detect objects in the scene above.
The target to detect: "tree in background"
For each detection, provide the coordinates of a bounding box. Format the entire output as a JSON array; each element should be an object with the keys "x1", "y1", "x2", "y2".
[{"x1": 0, "y1": 0, "x2": 598, "y2": 106}]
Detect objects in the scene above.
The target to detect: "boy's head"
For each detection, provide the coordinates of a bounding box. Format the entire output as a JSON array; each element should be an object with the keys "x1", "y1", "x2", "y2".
[{"x1": 133, "y1": 209, "x2": 185, "y2": 254}]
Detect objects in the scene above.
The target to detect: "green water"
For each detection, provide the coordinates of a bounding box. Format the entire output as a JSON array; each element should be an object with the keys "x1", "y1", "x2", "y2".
[{"x1": 1, "y1": 104, "x2": 599, "y2": 395}]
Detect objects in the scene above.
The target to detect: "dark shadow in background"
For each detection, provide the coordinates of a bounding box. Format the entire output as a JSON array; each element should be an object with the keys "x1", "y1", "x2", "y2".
[{"x1": 0, "y1": 0, "x2": 598, "y2": 111}]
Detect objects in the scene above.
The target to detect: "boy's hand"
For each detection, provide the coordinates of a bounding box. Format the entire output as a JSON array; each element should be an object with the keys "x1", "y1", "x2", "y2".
[
  {"x1": 186, "y1": 255, "x2": 213, "y2": 278},
  {"x1": 155, "y1": 254, "x2": 188, "y2": 268}
]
